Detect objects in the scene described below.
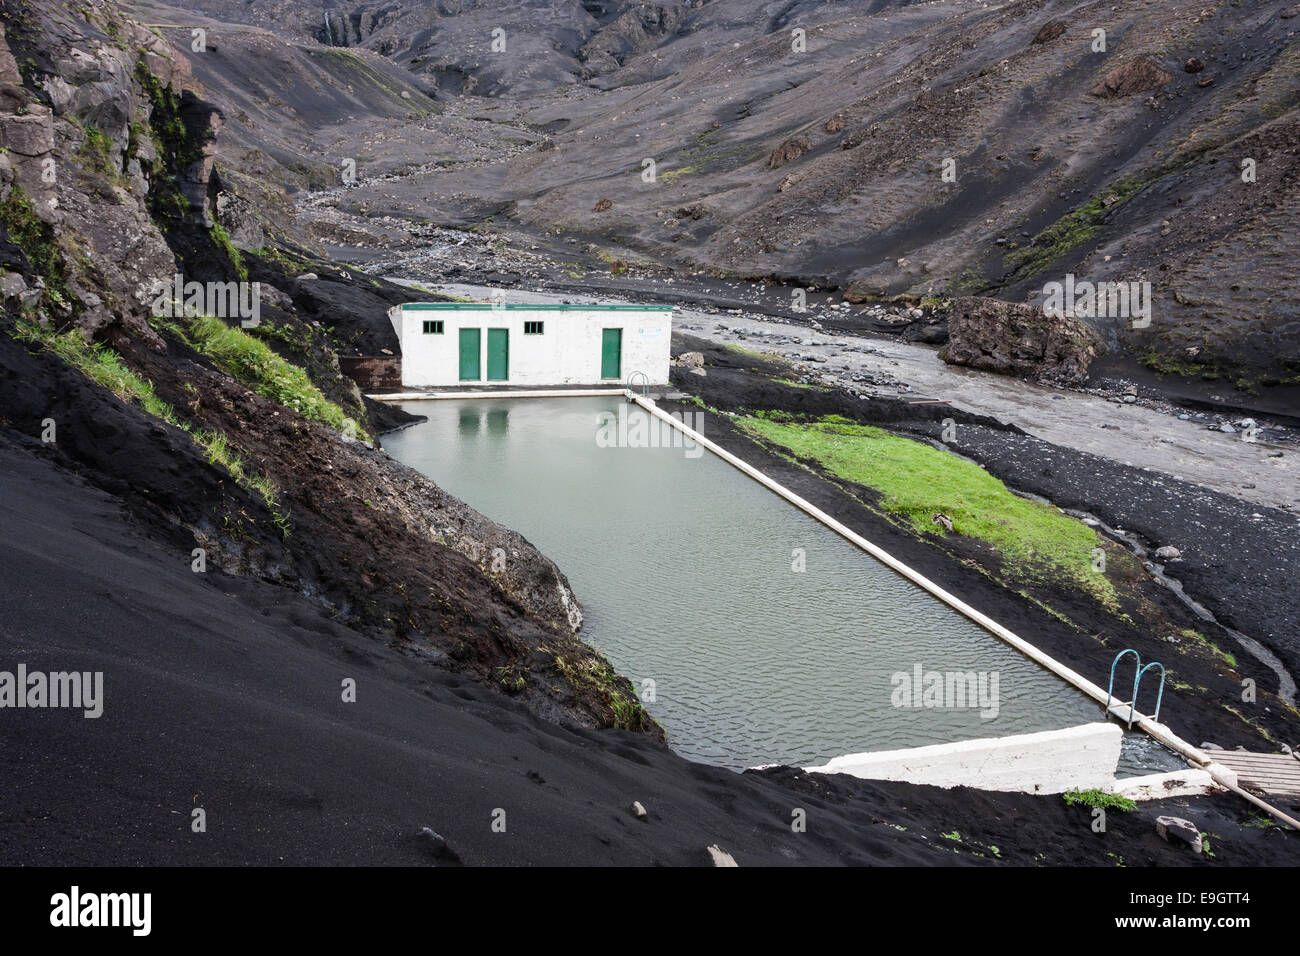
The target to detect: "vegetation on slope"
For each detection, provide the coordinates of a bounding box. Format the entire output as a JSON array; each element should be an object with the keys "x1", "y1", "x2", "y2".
[
  {"x1": 10, "y1": 321, "x2": 287, "y2": 532},
  {"x1": 738, "y1": 412, "x2": 1118, "y2": 607},
  {"x1": 163, "y1": 314, "x2": 371, "y2": 443}
]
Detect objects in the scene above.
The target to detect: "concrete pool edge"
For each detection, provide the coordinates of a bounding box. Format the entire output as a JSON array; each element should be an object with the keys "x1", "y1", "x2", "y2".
[{"x1": 621, "y1": 397, "x2": 1215, "y2": 761}]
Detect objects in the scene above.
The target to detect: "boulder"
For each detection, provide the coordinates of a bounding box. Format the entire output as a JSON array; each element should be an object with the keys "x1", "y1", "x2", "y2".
[
  {"x1": 1090, "y1": 57, "x2": 1173, "y2": 99},
  {"x1": 675, "y1": 351, "x2": 704, "y2": 368},
  {"x1": 706, "y1": 844, "x2": 738, "y2": 867},
  {"x1": 0, "y1": 24, "x2": 21, "y2": 86},
  {"x1": 1155, "y1": 815, "x2": 1202, "y2": 852},
  {"x1": 766, "y1": 135, "x2": 811, "y2": 169},
  {"x1": 939, "y1": 296, "x2": 1102, "y2": 386},
  {"x1": 1032, "y1": 20, "x2": 1067, "y2": 44}
]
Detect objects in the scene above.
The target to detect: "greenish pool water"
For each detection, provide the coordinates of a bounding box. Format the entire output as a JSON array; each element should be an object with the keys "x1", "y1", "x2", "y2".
[{"x1": 385, "y1": 397, "x2": 1181, "y2": 775}]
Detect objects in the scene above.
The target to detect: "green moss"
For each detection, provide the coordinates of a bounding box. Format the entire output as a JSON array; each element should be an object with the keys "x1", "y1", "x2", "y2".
[
  {"x1": 76, "y1": 124, "x2": 117, "y2": 180},
  {"x1": 1004, "y1": 174, "x2": 1154, "y2": 281},
  {"x1": 552, "y1": 652, "x2": 654, "y2": 732},
  {"x1": 0, "y1": 186, "x2": 70, "y2": 308},
  {"x1": 724, "y1": 342, "x2": 788, "y2": 364},
  {"x1": 738, "y1": 413, "x2": 1117, "y2": 606},
  {"x1": 774, "y1": 377, "x2": 829, "y2": 391},
  {"x1": 11, "y1": 321, "x2": 286, "y2": 531},
  {"x1": 164, "y1": 315, "x2": 371, "y2": 442},
  {"x1": 210, "y1": 222, "x2": 248, "y2": 282},
  {"x1": 1062, "y1": 788, "x2": 1136, "y2": 811}
]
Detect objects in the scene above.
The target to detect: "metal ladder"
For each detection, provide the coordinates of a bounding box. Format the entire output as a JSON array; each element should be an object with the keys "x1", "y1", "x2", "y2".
[
  {"x1": 1106, "y1": 648, "x2": 1167, "y2": 729},
  {"x1": 625, "y1": 370, "x2": 650, "y2": 398}
]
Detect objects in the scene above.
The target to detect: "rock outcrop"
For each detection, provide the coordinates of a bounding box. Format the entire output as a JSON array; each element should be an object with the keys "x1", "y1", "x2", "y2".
[
  {"x1": 1089, "y1": 57, "x2": 1173, "y2": 98},
  {"x1": 939, "y1": 297, "x2": 1102, "y2": 386}
]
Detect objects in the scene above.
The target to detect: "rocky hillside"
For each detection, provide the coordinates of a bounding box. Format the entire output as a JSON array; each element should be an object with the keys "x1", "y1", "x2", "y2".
[
  {"x1": 0, "y1": 0, "x2": 649, "y2": 734},
  {"x1": 151, "y1": 0, "x2": 1299, "y2": 400}
]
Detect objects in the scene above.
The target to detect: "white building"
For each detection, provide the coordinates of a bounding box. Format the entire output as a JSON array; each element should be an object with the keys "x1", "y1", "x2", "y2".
[{"x1": 387, "y1": 302, "x2": 673, "y2": 388}]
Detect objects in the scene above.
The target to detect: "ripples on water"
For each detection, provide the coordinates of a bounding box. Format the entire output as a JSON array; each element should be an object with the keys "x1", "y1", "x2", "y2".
[{"x1": 386, "y1": 398, "x2": 1181, "y2": 775}]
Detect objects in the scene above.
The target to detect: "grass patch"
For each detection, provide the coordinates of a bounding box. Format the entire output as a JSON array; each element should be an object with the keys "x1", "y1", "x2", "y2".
[
  {"x1": 1003, "y1": 174, "x2": 1152, "y2": 281},
  {"x1": 724, "y1": 342, "x2": 788, "y2": 364},
  {"x1": 738, "y1": 413, "x2": 1116, "y2": 606},
  {"x1": 210, "y1": 222, "x2": 248, "y2": 283},
  {"x1": 0, "y1": 186, "x2": 70, "y2": 309},
  {"x1": 552, "y1": 651, "x2": 654, "y2": 732},
  {"x1": 11, "y1": 321, "x2": 287, "y2": 532},
  {"x1": 165, "y1": 315, "x2": 370, "y2": 442},
  {"x1": 1062, "y1": 788, "x2": 1136, "y2": 812},
  {"x1": 774, "y1": 377, "x2": 828, "y2": 391}
]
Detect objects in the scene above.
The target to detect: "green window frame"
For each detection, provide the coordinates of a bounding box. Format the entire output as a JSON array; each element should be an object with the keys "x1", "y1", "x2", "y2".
[
  {"x1": 523, "y1": 320, "x2": 544, "y2": 335},
  {"x1": 422, "y1": 320, "x2": 444, "y2": 334}
]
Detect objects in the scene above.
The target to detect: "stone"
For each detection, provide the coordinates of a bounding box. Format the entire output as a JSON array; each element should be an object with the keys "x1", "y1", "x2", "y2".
[
  {"x1": 1154, "y1": 546, "x2": 1181, "y2": 560},
  {"x1": 1031, "y1": 19, "x2": 1067, "y2": 44},
  {"x1": 939, "y1": 296, "x2": 1102, "y2": 386},
  {"x1": 931, "y1": 513, "x2": 954, "y2": 532},
  {"x1": 631, "y1": 801, "x2": 648, "y2": 821},
  {"x1": 1155, "y1": 815, "x2": 1202, "y2": 852},
  {"x1": 0, "y1": 108, "x2": 55, "y2": 158},
  {"x1": 593, "y1": 198, "x2": 613, "y2": 212},
  {"x1": 706, "y1": 844, "x2": 738, "y2": 866},
  {"x1": 417, "y1": 826, "x2": 463, "y2": 863},
  {"x1": 1090, "y1": 57, "x2": 1173, "y2": 99},
  {"x1": 0, "y1": 24, "x2": 21, "y2": 86},
  {"x1": 676, "y1": 351, "x2": 704, "y2": 368},
  {"x1": 1, "y1": 270, "x2": 27, "y2": 300},
  {"x1": 688, "y1": 367, "x2": 707, "y2": 377},
  {"x1": 766, "y1": 135, "x2": 811, "y2": 169}
]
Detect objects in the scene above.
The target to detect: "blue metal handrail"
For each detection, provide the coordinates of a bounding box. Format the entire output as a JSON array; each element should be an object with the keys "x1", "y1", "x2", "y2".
[
  {"x1": 1131, "y1": 662, "x2": 1167, "y2": 728},
  {"x1": 1106, "y1": 649, "x2": 1166, "y2": 729},
  {"x1": 1106, "y1": 649, "x2": 1141, "y2": 719}
]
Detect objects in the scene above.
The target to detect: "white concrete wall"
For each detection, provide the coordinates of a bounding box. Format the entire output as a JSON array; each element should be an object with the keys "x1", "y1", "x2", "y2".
[
  {"x1": 804, "y1": 723, "x2": 1123, "y2": 794},
  {"x1": 1111, "y1": 769, "x2": 1217, "y2": 801},
  {"x1": 394, "y1": 305, "x2": 672, "y2": 387}
]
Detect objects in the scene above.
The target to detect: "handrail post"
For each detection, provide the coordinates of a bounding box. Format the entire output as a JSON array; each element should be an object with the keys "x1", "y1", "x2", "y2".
[{"x1": 1107, "y1": 649, "x2": 1141, "y2": 723}]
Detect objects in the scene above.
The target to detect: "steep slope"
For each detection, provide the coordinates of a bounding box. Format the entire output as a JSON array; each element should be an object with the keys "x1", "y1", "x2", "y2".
[{"x1": 0, "y1": 0, "x2": 646, "y2": 733}]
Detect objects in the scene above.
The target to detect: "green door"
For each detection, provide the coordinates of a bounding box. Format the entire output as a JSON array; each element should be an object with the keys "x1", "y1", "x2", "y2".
[
  {"x1": 600, "y1": 328, "x2": 622, "y2": 380},
  {"x1": 487, "y1": 328, "x2": 509, "y2": 381},
  {"x1": 458, "y1": 328, "x2": 481, "y2": 381}
]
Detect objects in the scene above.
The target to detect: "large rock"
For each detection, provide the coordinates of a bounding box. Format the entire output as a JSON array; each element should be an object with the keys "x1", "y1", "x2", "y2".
[
  {"x1": 767, "y1": 135, "x2": 811, "y2": 169},
  {"x1": 939, "y1": 297, "x2": 1102, "y2": 386},
  {"x1": 0, "y1": 24, "x2": 20, "y2": 85},
  {"x1": 1032, "y1": 20, "x2": 1068, "y2": 44},
  {"x1": 1090, "y1": 57, "x2": 1173, "y2": 98}
]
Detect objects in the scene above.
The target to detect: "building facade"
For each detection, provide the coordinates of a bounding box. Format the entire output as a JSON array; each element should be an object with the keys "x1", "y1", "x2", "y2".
[{"x1": 388, "y1": 302, "x2": 673, "y2": 388}]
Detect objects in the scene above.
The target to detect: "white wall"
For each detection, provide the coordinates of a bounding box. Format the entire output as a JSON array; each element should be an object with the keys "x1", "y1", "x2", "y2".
[
  {"x1": 393, "y1": 305, "x2": 672, "y2": 387},
  {"x1": 804, "y1": 723, "x2": 1124, "y2": 794}
]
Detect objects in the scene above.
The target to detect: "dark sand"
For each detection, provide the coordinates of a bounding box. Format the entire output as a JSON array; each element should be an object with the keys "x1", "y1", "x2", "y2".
[{"x1": 2, "y1": 432, "x2": 1295, "y2": 866}]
